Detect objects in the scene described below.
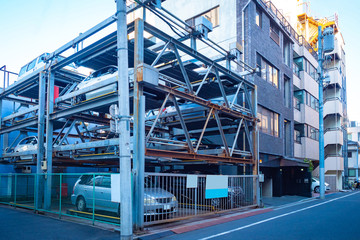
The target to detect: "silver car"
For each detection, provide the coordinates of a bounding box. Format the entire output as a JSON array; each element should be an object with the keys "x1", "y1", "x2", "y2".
[
  {"x1": 71, "y1": 175, "x2": 178, "y2": 216},
  {"x1": 14, "y1": 136, "x2": 38, "y2": 160}
]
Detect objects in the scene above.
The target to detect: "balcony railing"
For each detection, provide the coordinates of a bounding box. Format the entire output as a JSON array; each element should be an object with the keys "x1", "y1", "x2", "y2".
[{"x1": 259, "y1": 0, "x2": 318, "y2": 58}]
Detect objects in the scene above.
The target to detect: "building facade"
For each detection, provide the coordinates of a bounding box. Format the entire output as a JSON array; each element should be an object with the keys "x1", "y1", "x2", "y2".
[{"x1": 158, "y1": 0, "x2": 312, "y2": 197}]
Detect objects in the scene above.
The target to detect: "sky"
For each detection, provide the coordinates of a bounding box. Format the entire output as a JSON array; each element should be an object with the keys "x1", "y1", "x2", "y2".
[{"x1": 0, "y1": 0, "x2": 359, "y2": 121}]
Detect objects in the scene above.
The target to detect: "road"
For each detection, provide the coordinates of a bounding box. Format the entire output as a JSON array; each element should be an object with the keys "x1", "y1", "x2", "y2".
[{"x1": 160, "y1": 191, "x2": 360, "y2": 240}]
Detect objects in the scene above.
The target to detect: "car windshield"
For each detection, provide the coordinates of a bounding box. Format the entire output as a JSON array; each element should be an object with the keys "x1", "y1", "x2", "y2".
[
  {"x1": 19, "y1": 137, "x2": 37, "y2": 145},
  {"x1": 19, "y1": 65, "x2": 27, "y2": 77},
  {"x1": 84, "y1": 66, "x2": 117, "y2": 82},
  {"x1": 27, "y1": 59, "x2": 37, "y2": 71}
]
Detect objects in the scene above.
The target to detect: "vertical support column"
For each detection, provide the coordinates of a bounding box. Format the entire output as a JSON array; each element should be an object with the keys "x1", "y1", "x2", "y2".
[
  {"x1": 116, "y1": 0, "x2": 133, "y2": 239},
  {"x1": 44, "y1": 71, "x2": 54, "y2": 210},
  {"x1": 36, "y1": 71, "x2": 46, "y2": 209},
  {"x1": 133, "y1": 18, "x2": 145, "y2": 231},
  {"x1": 251, "y1": 86, "x2": 259, "y2": 206},
  {"x1": 318, "y1": 26, "x2": 325, "y2": 200}
]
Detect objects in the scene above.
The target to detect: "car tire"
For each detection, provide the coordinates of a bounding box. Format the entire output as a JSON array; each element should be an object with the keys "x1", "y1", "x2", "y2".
[
  {"x1": 76, "y1": 196, "x2": 87, "y2": 212},
  {"x1": 314, "y1": 186, "x2": 320, "y2": 193}
]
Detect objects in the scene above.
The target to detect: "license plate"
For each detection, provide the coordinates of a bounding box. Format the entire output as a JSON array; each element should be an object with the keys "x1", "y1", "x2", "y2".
[{"x1": 164, "y1": 204, "x2": 171, "y2": 210}]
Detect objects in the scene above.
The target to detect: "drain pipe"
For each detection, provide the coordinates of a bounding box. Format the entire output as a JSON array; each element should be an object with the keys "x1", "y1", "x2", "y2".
[{"x1": 242, "y1": 0, "x2": 252, "y2": 70}]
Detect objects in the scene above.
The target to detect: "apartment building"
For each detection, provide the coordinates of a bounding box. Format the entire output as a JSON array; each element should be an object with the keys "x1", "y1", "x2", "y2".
[
  {"x1": 157, "y1": 0, "x2": 312, "y2": 197},
  {"x1": 272, "y1": 0, "x2": 348, "y2": 191}
]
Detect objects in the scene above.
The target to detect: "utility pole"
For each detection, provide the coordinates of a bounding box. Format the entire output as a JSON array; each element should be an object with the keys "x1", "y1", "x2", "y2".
[
  {"x1": 318, "y1": 26, "x2": 325, "y2": 200},
  {"x1": 116, "y1": 0, "x2": 133, "y2": 239}
]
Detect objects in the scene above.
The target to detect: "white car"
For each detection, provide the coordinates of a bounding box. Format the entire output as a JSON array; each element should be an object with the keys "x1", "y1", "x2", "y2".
[
  {"x1": 75, "y1": 66, "x2": 135, "y2": 102},
  {"x1": 14, "y1": 136, "x2": 38, "y2": 160},
  {"x1": 312, "y1": 177, "x2": 330, "y2": 193},
  {"x1": 17, "y1": 53, "x2": 77, "y2": 81}
]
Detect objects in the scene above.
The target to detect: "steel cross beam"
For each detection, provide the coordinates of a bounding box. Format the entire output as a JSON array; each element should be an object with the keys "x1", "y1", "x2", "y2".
[
  {"x1": 156, "y1": 84, "x2": 256, "y2": 122},
  {"x1": 195, "y1": 108, "x2": 213, "y2": 153},
  {"x1": 170, "y1": 43, "x2": 194, "y2": 94},
  {"x1": 214, "y1": 110, "x2": 230, "y2": 156},
  {"x1": 144, "y1": 22, "x2": 254, "y2": 89},
  {"x1": 151, "y1": 41, "x2": 170, "y2": 67},
  {"x1": 195, "y1": 65, "x2": 213, "y2": 96},
  {"x1": 230, "y1": 119, "x2": 244, "y2": 157},
  {"x1": 0, "y1": 119, "x2": 38, "y2": 135},
  {"x1": 244, "y1": 121, "x2": 254, "y2": 156},
  {"x1": 170, "y1": 95, "x2": 194, "y2": 153},
  {"x1": 145, "y1": 148, "x2": 253, "y2": 164},
  {"x1": 214, "y1": 69, "x2": 229, "y2": 108},
  {"x1": 145, "y1": 93, "x2": 170, "y2": 143}
]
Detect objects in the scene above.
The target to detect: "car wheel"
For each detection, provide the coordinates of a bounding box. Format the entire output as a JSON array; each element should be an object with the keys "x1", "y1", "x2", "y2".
[
  {"x1": 314, "y1": 186, "x2": 320, "y2": 193},
  {"x1": 76, "y1": 196, "x2": 87, "y2": 212}
]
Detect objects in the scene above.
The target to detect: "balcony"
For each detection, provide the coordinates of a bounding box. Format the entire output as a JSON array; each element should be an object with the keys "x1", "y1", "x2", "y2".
[
  {"x1": 293, "y1": 72, "x2": 301, "y2": 90},
  {"x1": 299, "y1": 71, "x2": 318, "y2": 98},
  {"x1": 293, "y1": 101, "x2": 319, "y2": 127},
  {"x1": 324, "y1": 98, "x2": 343, "y2": 117},
  {"x1": 325, "y1": 155, "x2": 344, "y2": 172},
  {"x1": 294, "y1": 137, "x2": 319, "y2": 161},
  {"x1": 324, "y1": 128, "x2": 344, "y2": 146},
  {"x1": 326, "y1": 68, "x2": 342, "y2": 88}
]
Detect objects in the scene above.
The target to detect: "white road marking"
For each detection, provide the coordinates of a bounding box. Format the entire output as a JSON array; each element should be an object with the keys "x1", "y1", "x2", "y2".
[
  {"x1": 199, "y1": 192, "x2": 360, "y2": 240},
  {"x1": 274, "y1": 198, "x2": 318, "y2": 210}
]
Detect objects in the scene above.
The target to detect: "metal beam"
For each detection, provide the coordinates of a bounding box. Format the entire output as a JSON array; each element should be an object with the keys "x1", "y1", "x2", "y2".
[
  {"x1": 195, "y1": 65, "x2": 213, "y2": 96},
  {"x1": 44, "y1": 71, "x2": 55, "y2": 210},
  {"x1": 2, "y1": 106, "x2": 39, "y2": 122},
  {"x1": 36, "y1": 71, "x2": 46, "y2": 210},
  {"x1": 50, "y1": 95, "x2": 119, "y2": 120},
  {"x1": 145, "y1": 93, "x2": 170, "y2": 143},
  {"x1": 170, "y1": 44, "x2": 194, "y2": 94},
  {"x1": 214, "y1": 110, "x2": 230, "y2": 156},
  {"x1": 171, "y1": 95, "x2": 194, "y2": 153},
  {"x1": 144, "y1": 22, "x2": 254, "y2": 89},
  {"x1": 0, "y1": 119, "x2": 38, "y2": 135},
  {"x1": 53, "y1": 138, "x2": 121, "y2": 152},
  {"x1": 151, "y1": 41, "x2": 170, "y2": 67},
  {"x1": 214, "y1": 69, "x2": 229, "y2": 107},
  {"x1": 117, "y1": 1, "x2": 132, "y2": 239},
  {"x1": 195, "y1": 108, "x2": 213, "y2": 153},
  {"x1": 230, "y1": 119, "x2": 243, "y2": 157},
  {"x1": 133, "y1": 18, "x2": 145, "y2": 231}
]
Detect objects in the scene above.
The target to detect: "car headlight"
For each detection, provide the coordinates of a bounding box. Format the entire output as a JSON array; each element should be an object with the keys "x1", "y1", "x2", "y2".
[
  {"x1": 144, "y1": 197, "x2": 157, "y2": 204},
  {"x1": 172, "y1": 196, "x2": 177, "y2": 202}
]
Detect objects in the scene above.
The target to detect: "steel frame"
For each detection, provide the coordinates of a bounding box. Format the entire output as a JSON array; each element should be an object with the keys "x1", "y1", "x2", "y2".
[{"x1": 0, "y1": 0, "x2": 259, "y2": 230}]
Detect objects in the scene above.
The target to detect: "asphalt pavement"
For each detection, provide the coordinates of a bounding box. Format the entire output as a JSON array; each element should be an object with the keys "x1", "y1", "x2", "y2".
[
  {"x1": 0, "y1": 206, "x2": 119, "y2": 240},
  {"x1": 158, "y1": 191, "x2": 360, "y2": 240}
]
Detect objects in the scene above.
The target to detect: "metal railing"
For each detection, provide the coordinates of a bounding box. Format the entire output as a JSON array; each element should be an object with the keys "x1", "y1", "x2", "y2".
[
  {"x1": 0, "y1": 173, "x2": 257, "y2": 226},
  {"x1": 0, "y1": 65, "x2": 18, "y2": 90}
]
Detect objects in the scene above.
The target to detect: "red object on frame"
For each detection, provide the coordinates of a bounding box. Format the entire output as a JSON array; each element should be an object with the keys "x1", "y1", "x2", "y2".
[{"x1": 54, "y1": 86, "x2": 59, "y2": 101}]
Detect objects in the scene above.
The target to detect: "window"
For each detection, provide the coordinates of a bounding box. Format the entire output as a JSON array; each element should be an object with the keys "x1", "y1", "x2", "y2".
[
  {"x1": 347, "y1": 133, "x2": 352, "y2": 140},
  {"x1": 294, "y1": 130, "x2": 301, "y2": 143},
  {"x1": 257, "y1": 53, "x2": 279, "y2": 88},
  {"x1": 283, "y1": 40, "x2": 291, "y2": 67},
  {"x1": 349, "y1": 169, "x2": 356, "y2": 177},
  {"x1": 305, "y1": 124, "x2": 319, "y2": 141},
  {"x1": 305, "y1": 92, "x2": 319, "y2": 111},
  {"x1": 358, "y1": 132, "x2": 360, "y2": 141},
  {"x1": 256, "y1": 7, "x2": 262, "y2": 27},
  {"x1": 270, "y1": 22, "x2": 280, "y2": 45},
  {"x1": 258, "y1": 105, "x2": 280, "y2": 137},
  {"x1": 348, "y1": 152, "x2": 353, "y2": 158},
  {"x1": 186, "y1": 6, "x2": 220, "y2": 28},
  {"x1": 284, "y1": 76, "x2": 290, "y2": 108}
]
